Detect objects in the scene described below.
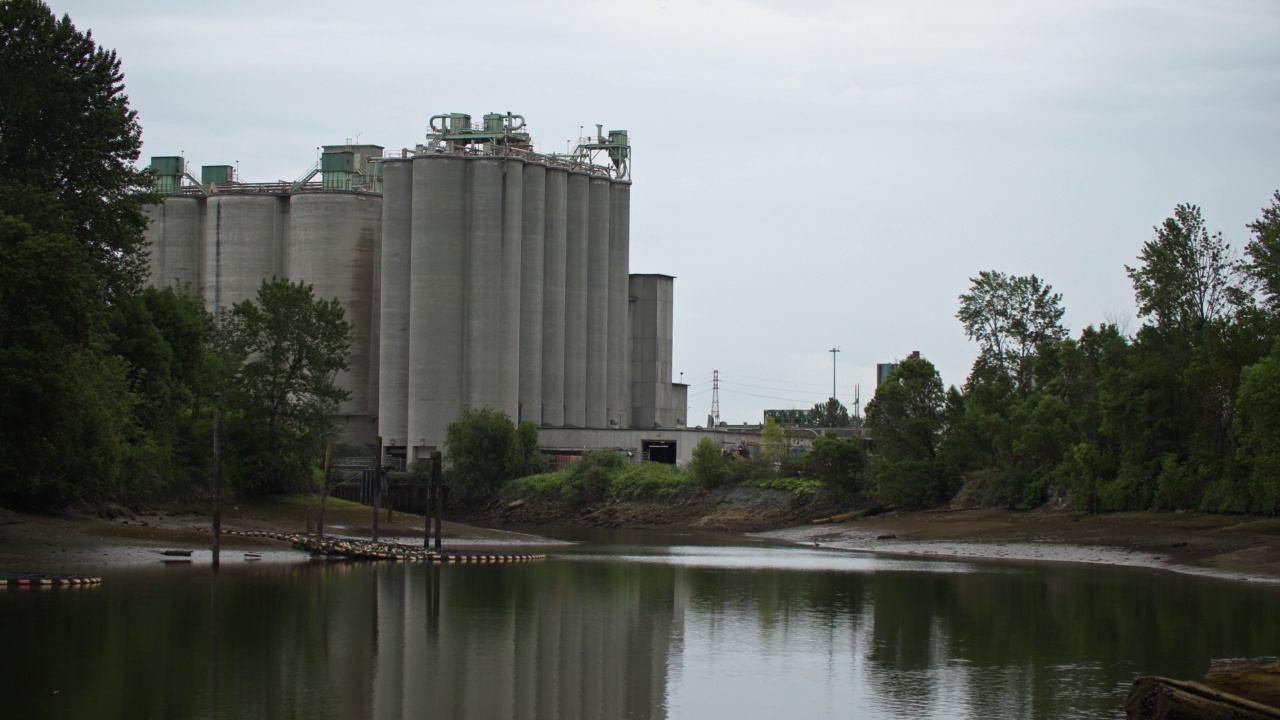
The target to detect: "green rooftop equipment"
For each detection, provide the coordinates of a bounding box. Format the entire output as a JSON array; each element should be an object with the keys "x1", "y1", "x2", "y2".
[
  {"x1": 201, "y1": 165, "x2": 234, "y2": 186},
  {"x1": 151, "y1": 156, "x2": 185, "y2": 194}
]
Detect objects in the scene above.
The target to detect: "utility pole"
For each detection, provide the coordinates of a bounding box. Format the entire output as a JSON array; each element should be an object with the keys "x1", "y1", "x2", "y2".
[{"x1": 829, "y1": 348, "x2": 840, "y2": 399}]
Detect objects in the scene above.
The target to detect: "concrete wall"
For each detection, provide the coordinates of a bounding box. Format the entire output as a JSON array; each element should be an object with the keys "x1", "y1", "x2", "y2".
[{"x1": 537, "y1": 427, "x2": 762, "y2": 467}]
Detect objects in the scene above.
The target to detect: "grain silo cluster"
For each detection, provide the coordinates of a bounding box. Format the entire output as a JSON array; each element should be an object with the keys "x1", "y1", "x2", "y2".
[{"x1": 144, "y1": 113, "x2": 689, "y2": 464}]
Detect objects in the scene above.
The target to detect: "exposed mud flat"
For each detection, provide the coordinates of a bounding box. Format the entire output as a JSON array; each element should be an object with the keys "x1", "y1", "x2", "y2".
[{"x1": 755, "y1": 509, "x2": 1280, "y2": 584}]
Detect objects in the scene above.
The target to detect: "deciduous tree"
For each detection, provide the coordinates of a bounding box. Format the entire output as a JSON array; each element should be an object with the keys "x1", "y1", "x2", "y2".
[
  {"x1": 222, "y1": 278, "x2": 351, "y2": 495},
  {"x1": 957, "y1": 270, "x2": 1066, "y2": 392}
]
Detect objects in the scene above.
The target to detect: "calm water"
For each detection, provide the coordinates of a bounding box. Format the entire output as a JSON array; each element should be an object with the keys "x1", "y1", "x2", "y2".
[{"x1": 2, "y1": 529, "x2": 1278, "y2": 719}]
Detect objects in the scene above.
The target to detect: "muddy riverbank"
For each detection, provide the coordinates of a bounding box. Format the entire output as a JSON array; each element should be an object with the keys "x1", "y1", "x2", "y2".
[{"x1": 2, "y1": 496, "x2": 1279, "y2": 583}]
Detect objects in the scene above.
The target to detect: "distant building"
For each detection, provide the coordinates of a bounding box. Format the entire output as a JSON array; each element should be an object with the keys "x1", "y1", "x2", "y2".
[
  {"x1": 763, "y1": 409, "x2": 810, "y2": 426},
  {"x1": 877, "y1": 350, "x2": 921, "y2": 386}
]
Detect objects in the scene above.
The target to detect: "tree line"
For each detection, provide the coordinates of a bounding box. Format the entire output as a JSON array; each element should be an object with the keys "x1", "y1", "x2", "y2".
[
  {"x1": 0, "y1": 1, "x2": 351, "y2": 506},
  {"x1": 864, "y1": 198, "x2": 1280, "y2": 513}
]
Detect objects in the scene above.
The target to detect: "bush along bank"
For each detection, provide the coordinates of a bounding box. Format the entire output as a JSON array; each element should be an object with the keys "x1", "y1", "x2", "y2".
[{"x1": 450, "y1": 449, "x2": 850, "y2": 533}]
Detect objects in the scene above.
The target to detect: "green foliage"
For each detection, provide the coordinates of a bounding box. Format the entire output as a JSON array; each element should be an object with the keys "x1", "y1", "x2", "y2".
[
  {"x1": 1245, "y1": 191, "x2": 1280, "y2": 311},
  {"x1": 507, "y1": 420, "x2": 546, "y2": 478},
  {"x1": 871, "y1": 460, "x2": 941, "y2": 509},
  {"x1": 565, "y1": 450, "x2": 625, "y2": 504},
  {"x1": 508, "y1": 459, "x2": 693, "y2": 502},
  {"x1": 865, "y1": 358, "x2": 956, "y2": 508},
  {"x1": 689, "y1": 437, "x2": 728, "y2": 488},
  {"x1": 444, "y1": 407, "x2": 517, "y2": 502},
  {"x1": 0, "y1": 0, "x2": 154, "y2": 300},
  {"x1": 1236, "y1": 342, "x2": 1280, "y2": 513},
  {"x1": 746, "y1": 475, "x2": 822, "y2": 498},
  {"x1": 802, "y1": 432, "x2": 866, "y2": 496},
  {"x1": 957, "y1": 270, "x2": 1066, "y2": 393},
  {"x1": 221, "y1": 278, "x2": 352, "y2": 496},
  {"x1": 0, "y1": 1, "x2": 158, "y2": 505},
  {"x1": 1126, "y1": 203, "x2": 1241, "y2": 335},
  {"x1": 506, "y1": 469, "x2": 575, "y2": 499},
  {"x1": 611, "y1": 462, "x2": 694, "y2": 499},
  {"x1": 808, "y1": 397, "x2": 852, "y2": 428},
  {"x1": 760, "y1": 417, "x2": 787, "y2": 467}
]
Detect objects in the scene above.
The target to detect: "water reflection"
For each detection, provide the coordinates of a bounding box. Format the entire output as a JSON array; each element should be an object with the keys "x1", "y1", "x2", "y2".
[{"x1": 1, "y1": 536, "x2": 1277, "y2": 720}]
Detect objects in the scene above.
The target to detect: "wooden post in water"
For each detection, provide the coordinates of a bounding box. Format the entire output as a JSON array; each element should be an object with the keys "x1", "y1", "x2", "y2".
[
  {"x1": 371, "y1": 466, "x2": 381, "y2": 543},
  {"x1": 427, "y1": 466, "x2": 437, "y2": 548},
  {"x1": 432, "y1": 450, "x2": 443, "y2": 553},
  {"x1": 379, "y1": 440, "x2": 392, "y2": 523},
  {"x1": 212, "y1": 409, "x2": 222, "y2": 571},
  {"x1": 317, "y1": 442, "x2": 332, "y2": 541}
]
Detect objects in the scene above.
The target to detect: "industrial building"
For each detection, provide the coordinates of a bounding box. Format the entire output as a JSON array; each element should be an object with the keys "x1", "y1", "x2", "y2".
[{"x1": 143, "y1": 113, "x2": 692, "y2": 464}]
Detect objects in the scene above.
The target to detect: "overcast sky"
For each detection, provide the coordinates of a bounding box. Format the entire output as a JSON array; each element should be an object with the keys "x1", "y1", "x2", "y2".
[{"x1": 51, "y1": 0, "x2": 1280, "y2": 425}]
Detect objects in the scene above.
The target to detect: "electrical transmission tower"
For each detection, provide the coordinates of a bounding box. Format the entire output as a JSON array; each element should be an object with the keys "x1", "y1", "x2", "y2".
[{"x1": 710, "y1": 369, "x2": 720, "y2": 425}]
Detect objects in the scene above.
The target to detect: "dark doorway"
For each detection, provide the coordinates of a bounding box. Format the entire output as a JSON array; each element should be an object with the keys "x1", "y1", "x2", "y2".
[{"x1": 642, "y1": 440, "x2": 677, "y2": 464}]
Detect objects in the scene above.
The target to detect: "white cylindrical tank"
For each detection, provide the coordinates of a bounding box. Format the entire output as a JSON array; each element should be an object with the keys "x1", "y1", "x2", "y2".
[
  {"x1": 607, "y1": 181, "x2": 631, "y2": 429},
  {"x1": 541, "y1": 167, "x2": 568, "y2": 428},
  {"x1": 585, "y1": 176, "x2": 611, "y2": 428},
  {"x1": 563, "y1": 172, "x2": 589, "y2": 427},
  {"x1": 202, "y1": 195, "x2": 283, "y2": 315},
  {"x1": 378, "y1": 159, "x2": 413, "y2": 449},
  {"x1": 408, "y1": 156, "x2": 466, "y2": 453},
  {"x1": 285, "y1": 192, "x2": 380, "y2": 420},
  {"x1": 144, "y1": 197, "x2": 202, "y2": 290},
  {"x1": 519, "y1": 163, "x2": 546, "y2": 425}
]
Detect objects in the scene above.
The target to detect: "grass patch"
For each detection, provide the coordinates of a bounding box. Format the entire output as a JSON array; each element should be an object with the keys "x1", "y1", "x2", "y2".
[
  {"x1": 611, "y1": 463, "x2": 695, "y2": 499},
  {"x1": 507, "y1": 470, "x2": 576, "y2": 500},
  {"x1": 745, "y1": 476, "x2": 822, "y2": 498}
]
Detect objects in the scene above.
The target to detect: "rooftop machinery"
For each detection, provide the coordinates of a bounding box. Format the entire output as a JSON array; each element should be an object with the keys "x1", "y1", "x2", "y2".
[
  {"x1": 395, "y1": 112, "x2": 631, "y2": 181},
  {"x1": 149, "y1": 143, "x2": 385, "y2": 196}
]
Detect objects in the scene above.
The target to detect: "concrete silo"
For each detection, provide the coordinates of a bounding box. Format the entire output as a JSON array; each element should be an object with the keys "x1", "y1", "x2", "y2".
[
  {"x1": 143, "y1": 196, "x2": 202, "y2": 289},
  {"x1": 519, "y1": 163, "x2": 546, "y2": 425},
  {"x1": 607, "y1": 180, "x2": 631, "y2": 429},
  {"x1": 285, "y1": 192, "x2": 381, "y2": 433},
  {"x1": 377, "y1": 158, "x2": 413, "y2": 450},
  {"x1": 585, "y1": 176, "x2": 611, "y2": 428},
  {"x1": 201, "y1": 195, "x2": 284, "y2": 314},
  {"x1": 463, "y1": 157, "x2": 516, "y2": 417},
  {"x1": 563, "y1": 172, "x2": 590, "y2": 428},
  {"x1": 408, "y1": 155, "x2": 467, "y2": 451},
  {"x1": 540, "y1": 166, "x2": 568, "y2": 428}
]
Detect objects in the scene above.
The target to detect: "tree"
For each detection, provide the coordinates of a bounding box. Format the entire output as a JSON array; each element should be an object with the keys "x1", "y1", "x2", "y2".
[
  {"x1": 1126, "y1": 204, "x2": 1242, "y2": 335},
  {"x1": 1235, "y1": 342, "x2": 1280, "y2": 513},
  {"x1": 760, "y1": 417, "x2": 787, "y2": 468},
  {"x1": 0, "y1": 1, "x2": 154, "y2": 504},
  {"x1": 808, "y1": 397, "x2": 852, "y2": 428},
  {"x1": 506, "y1": 420, "x2": 546, "y2": 478},
  {"x1": 690, "y1": 437, "x2": 728, "y2": 488},
  {"x1": 957, "y1": 270, "x2": 1067, "y2": 392},
  {"x1": 222, "y1": 278, "x2": 351, "y2": 495},
  {"x1": 444, "y1": 407, "x2": 517, "y2": 502},
  {"x1": 0, "y1": 0, "x2": 153, "y2": 299},
  {"x1": 803, "y1": 432, "x2": 866, "y2": 496},
  {"x1": 864, "y1": 358, "x2": 954, "y2": 508},
  {"x1": 1244, "y1": 190, "x2": 1280, "y2": 311}
]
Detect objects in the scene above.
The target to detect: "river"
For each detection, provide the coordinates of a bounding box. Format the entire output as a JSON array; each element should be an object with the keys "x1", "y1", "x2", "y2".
[{"x1": 2, "y1": 528, "x2": 1277, "y2": 719}]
